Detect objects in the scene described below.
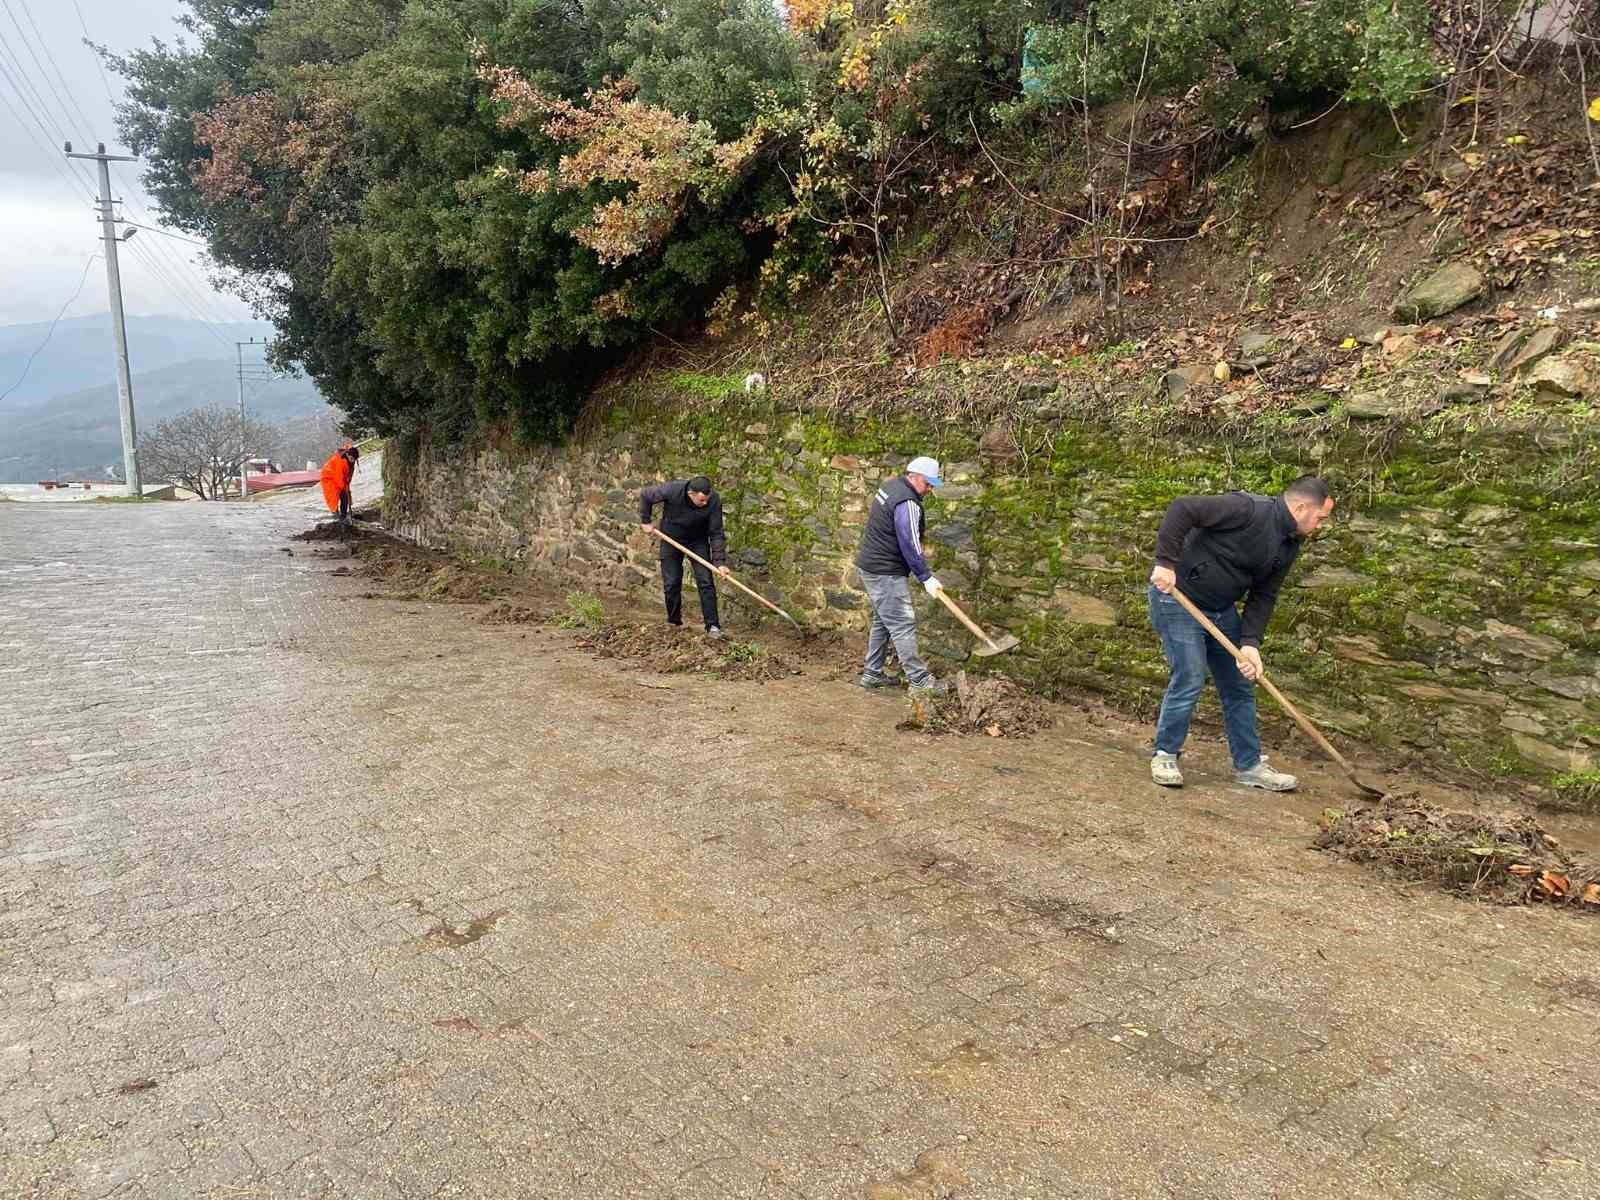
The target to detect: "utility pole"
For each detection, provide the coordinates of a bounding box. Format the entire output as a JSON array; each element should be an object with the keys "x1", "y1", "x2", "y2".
[
  {"x1": 64, "y1": 142, "x2": 141, "y2": 498},
  {"x1": 237, "y1": 338, "x2": 256, "y2": 501}
]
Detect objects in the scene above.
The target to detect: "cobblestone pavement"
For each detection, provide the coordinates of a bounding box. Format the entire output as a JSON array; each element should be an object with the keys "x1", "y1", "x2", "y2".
[{"x1": 3, "y1": 503, "x2": 1598, "y2": 1200}]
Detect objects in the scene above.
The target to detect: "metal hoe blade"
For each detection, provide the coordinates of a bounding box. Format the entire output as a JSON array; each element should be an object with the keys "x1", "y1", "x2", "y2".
[{"x1": 973, "y1": 633, "x2": 1021, "y2": 658}]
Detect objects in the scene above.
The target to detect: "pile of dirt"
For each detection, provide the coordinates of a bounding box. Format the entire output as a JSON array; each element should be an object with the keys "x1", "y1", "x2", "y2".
[
  {"x1": 291, "y1": 523, "x2": 359, "y2": 543},
  {"x1": 478, "y1": 601, "x2": 544, "y2": 625},
  {"x1": 576, "y1": 622, "x2": 802, "y2": 682},
  {"x1": 897, "y1": 671, "x2": 1054, "y2": 738},
  {"x1": 411, "y1": 564, "x2": 502, "y2": 603},
  {"x1": 345, "y1": 539, "x2": 499, "y2": 602},
  {"x1": 1316, "y1": 798, "x2": 1600, "y2": 912},
  {"x1": 354, "y1": 541, "x2": 430, "y2": 588}
]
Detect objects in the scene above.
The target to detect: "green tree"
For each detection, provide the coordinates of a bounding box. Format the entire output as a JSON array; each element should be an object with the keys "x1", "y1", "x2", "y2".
[{"x1": 114, "y1": 0, "x2": 799, "y2": 441}]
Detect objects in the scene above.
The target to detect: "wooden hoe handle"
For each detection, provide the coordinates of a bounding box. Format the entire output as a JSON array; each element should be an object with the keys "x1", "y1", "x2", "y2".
[
  {"x1": 935, "y1": 589, "x2": 1000, "y2": 652},
  {"x1": 647, "y1": 526, "x2": 793, "y2": 623},
  {"x1": 1166, "y1": 586, "x2": 1357, "y2": 775}
]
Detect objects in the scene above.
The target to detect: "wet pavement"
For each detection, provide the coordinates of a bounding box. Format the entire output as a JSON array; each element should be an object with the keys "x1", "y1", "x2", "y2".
[{"x1": 2, "y1": 502, "x2": 1597, "y2": 1199}]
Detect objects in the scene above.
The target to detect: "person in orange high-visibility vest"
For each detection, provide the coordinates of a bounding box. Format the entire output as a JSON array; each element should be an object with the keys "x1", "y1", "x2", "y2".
[{"x1": 319, "y1": 444, "x2": 360, "y2": 524}]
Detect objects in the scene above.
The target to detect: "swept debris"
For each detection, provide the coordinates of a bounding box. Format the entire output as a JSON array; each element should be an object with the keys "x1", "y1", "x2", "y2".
[
  {"x1": 1315, "y1": 798, "x2": 1600, "y2": 912},
  {"x1": 897, "y1": 670, "x2": 1053, "y2": 738},
  {"x1": 576, "y1": 622, "x2": 801, "y2": 682},
  {"x1": 412, "y1": 564, "x2": 501, "y2": 603},
  {"x1": 477, "y1": 601, "x2": 545, "y2": 625},
  {"x1": 348, "y1": 540, "x2": 501, "y2": 601},
  {"x1": 291, "y1": 523, "x2": 359, "y2": 543}
]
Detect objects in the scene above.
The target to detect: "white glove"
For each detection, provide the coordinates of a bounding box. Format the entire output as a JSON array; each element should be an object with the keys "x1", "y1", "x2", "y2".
[{"x1": 923, "y1": 576, "x2": 943, "y2": 597}]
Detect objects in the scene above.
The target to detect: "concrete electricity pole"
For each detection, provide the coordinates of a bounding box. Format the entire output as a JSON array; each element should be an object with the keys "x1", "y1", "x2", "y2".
[
  {"x1": 237, "y1": 338, "x2": 257, "y2": 501},
  {"x1": 65, "y1": 142, "x2": 142, "y2": 497}
]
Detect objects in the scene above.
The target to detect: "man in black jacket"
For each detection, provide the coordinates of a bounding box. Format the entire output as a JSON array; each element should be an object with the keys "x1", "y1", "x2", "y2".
[
  {"x1": 1146, "y1": 475, "x2": 1334, "y2": 791},
  {"x1": 639, "y1": 475, "x2": 731, "y2": 637}
]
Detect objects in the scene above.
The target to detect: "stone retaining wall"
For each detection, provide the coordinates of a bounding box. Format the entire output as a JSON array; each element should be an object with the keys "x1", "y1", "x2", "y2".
[{"x1": 383, "y1": 381, "x2": 1600, "y2": 800}]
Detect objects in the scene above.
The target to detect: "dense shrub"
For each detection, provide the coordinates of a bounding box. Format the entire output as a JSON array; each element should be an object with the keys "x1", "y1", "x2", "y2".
[{"x1": 1020, "y1": 0, "x2": 1440, "y2": 123}]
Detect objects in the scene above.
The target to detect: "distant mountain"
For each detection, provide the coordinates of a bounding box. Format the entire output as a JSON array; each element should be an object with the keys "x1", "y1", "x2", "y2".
[
  {"x1": 0, "y1": 357, "x2": 337, "y2": 481},
  {"x1": 0, "y1": 314, "x2": 277, "y2": 416}
]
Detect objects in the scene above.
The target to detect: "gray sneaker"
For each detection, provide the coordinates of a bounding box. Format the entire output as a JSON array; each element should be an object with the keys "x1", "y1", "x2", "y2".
[
  {"x1": 1150, "y1": 751, "x2": 1183, "y2": 787},
  {"x1": 706, "y1": 625, "x2": 725, "y2": 640},
  {"x1": 1235, "y1": 758, "x2": 1297, "y2": 792},
  {"x1": 858, "y1": 672, "x2": 898, "y2": 690},
  {"x1": 908, "y1": 679, "x2": 948, "y2": 696}
]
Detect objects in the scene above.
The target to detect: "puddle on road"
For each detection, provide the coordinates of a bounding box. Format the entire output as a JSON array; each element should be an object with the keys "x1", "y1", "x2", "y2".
[
  {"x1": 865, "y1": 1148, "x2": 970, "y2": 1199},
  {"x1": 826, "y1": 792, "x2": 884, "y2": 820},
  {"x1": 922, "y1": 1039, "x2": 997, "y2": 1090},
  {"x1": 422, "y1": 907, "x2": 509, "y2": 947}
]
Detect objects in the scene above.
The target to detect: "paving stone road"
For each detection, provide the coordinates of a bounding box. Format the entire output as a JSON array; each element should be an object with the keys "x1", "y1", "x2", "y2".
[{"x1": 2, "y1": 502, "x2": 1598, "y2": 1199}]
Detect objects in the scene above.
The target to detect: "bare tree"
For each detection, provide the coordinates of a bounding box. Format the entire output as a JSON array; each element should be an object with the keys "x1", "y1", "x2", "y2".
[
  {"x1": 780, "y1": 128, "x2": 934, "y2": 347},
  {"x1": 271, "y1": 408, "x2": 345, "y2": 471},
  {"x1": 137, "y1": 406, "x2": 279, "y2": 500}
]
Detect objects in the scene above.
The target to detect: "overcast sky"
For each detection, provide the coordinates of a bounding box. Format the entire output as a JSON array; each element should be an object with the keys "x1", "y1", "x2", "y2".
[{"x1": 0, "y1": 0, "x2": 254, "y2": 329}]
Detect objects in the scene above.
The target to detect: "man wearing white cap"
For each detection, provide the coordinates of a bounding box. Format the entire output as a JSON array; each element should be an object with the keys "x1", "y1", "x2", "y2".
[{"x1": 852, "y1": 456, "x2": 947, "y2": 694}]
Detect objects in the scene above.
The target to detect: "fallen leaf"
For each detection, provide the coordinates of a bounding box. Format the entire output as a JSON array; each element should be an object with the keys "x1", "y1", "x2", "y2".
[
  {"x1": 1589, "y1": 96, "x2": 1600, "y2": 122},
  {"x1": 984, "y1": 724, "x2": 1001, "y2": 737},
  {"x1": 1340, "y1": 337, "x2": 1358, "y2": 349},
  {"x1": 1582, "y1": 883, "x2": 1600, "y2": 905},
  {"x1": 1507, "y1": 863, "x2": 1536, "y2": 877},
  {"x1": 1537, "y1": 871, "x2": 1570, "y2": 898}
]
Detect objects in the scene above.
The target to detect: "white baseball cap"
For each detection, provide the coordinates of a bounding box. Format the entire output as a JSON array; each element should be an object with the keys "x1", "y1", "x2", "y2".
[{"x1": 906, "y1": 456, "x2": 942, "y2": 487}]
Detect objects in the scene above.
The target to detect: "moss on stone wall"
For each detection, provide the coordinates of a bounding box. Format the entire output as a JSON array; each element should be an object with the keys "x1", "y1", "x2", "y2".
[{"x1": 384, "y1": 369, "x2": 1600, "y2": 799}]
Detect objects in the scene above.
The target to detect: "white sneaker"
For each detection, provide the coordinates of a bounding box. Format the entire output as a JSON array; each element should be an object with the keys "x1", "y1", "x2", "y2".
[
  {"x1": 1234, "y1": 758, "x2": 1297, "y2": 791},
  {"x1": 1150, "y1": 752, "x2": 1183, "y2": 787},
  {"x1": 706, "y1": 625, "x2": 725, "y2": 640}
]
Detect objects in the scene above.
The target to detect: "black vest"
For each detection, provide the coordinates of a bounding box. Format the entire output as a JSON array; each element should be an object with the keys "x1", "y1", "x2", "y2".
[
  {"x1": 1178, "y1": 492, "x2": 1302, "y2": 610},
  {"x1": 855, "y1": 475, "x2": 926, "y2": 577}
]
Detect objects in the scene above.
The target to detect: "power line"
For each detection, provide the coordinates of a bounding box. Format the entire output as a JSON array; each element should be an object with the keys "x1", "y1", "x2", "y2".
[
  {"x1": 0, "y1": 29, "x2": 97, "y2": 194},
  {"x1": 0, "y1": 65, "x2": 97, "y2": 206},
  {"x1": 126, "y1": 241, "x2": 243, "y2": 350},
  {"x1": 13, "y1": 0, "x2": 96, "y2": 138},
  {"x1": 109, "y1": 166, "x2": 245, "y2": 325},
  {"x1": 138, "y1": 243, "x2": 239, "y2": 336},
  {"x1": 58, "y1": 1, "x2": 256, "y2": 334},
  {"x1": 119, "y1": 236, "x2": 235, "y2": 348},
  {"x1": 6, "y1": 3, "x2": 253, "y2": 344},
  {"x1": 0, "y1": 254, "x2": 99, "y2": 404},
  {"x1": 0, "y1": 3, "x2": 79, "y2": 140},
  {"x1": 8, "y1": 0, "x2": 241, "y2": 332},
  {"x1": 0, "y1": 37, "x2": 67, "y2": 151},
  {"x1": 69, "y1": 0, "x2": 116, "y2": 107}
]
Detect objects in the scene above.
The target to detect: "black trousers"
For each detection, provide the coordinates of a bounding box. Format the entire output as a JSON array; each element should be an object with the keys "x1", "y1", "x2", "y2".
[
  {"x1": 338, "y1": 488, "x2": 351, "y2": 521},
  {"x1": 660, "y1": 540, "x2": 720, "y2": 629}
]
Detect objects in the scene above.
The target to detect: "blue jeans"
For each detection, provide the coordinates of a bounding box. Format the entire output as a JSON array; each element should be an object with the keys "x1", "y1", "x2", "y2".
[
  {"x1": 860, "y1": 572, "x2": 935, "y2": 687},
  {"x1": 1148, "y1": 586, "x2": 1261, "y2": 770}
]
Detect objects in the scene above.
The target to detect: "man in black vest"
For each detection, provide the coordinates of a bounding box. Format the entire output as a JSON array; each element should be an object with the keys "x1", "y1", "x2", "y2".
[
  {"x1": 854, "y1": 455, "x2": 946, "y2": 694},
  {"x1": 639, "y1": 475, "x2": 731, "y2": 637},
  {"x1": 1147, "y1": 475, "x2": 1334, "y2": 791}
]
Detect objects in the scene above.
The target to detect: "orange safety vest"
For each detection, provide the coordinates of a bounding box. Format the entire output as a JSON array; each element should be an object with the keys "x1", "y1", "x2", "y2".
[{"x1": 319, "y1": 452, "x2": 353, "y2": 512}]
